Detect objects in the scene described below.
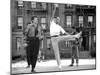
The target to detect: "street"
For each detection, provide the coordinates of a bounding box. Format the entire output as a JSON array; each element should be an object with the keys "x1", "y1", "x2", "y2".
[{"x1": 12, "y1": 59, "x2": 96, "y2": 74}]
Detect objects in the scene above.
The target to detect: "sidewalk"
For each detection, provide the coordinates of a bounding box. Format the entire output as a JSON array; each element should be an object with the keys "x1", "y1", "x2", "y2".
[{"x1": 12, "y1": 59, "x2": 96, "y2": 74}]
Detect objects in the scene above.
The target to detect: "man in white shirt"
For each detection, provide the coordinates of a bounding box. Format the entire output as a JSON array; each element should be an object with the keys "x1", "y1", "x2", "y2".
[
  {"x1": 50, "y1": 4, "x2": 82, "y2": 71},
  {"x1": 50, "y1": 17, "x2": 81, "y2": 71}
]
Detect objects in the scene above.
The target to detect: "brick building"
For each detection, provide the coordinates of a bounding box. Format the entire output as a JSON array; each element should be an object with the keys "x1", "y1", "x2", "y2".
[{"x1": 11, "y1": 0, "x2": 96, "y2": 59}]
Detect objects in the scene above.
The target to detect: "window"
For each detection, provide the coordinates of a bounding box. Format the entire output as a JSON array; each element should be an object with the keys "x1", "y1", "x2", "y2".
[
  {"x1": 36, "y1": 2, "x2": 42, "y2": 9},
  {"x1": 65, "y1": 4, "x2": 72, "y2": 8},
  {"x1": 17, "y1": 1, "x2": 23, "y2": 15},
  {"x1": 17, "y1": 8, "x2": 23, "y2": 15},
  {"x1": 40, "y1": 17, "x2": 47, "y2": 30},
  {"x1": 41, "y1": 17, "x2": 46, "y2": 23},
  {"x1": 88, "y1": 16, "x2": 93, "y2": 22},
  {"x1": 79, "y1": 16, "x2": 83, "y2": 27},
  {"x1": 66, "y1": 16, "x2": 72, "y2": 27},
  {"x1": 31, "y1": 2, "x2": 36, "y2": 8},
  {"x1": 88, "y1": 16, "x2": 93, "y2": 27},
  {"x1": 17, "y1": 17, "x2": 23, "y2": 29},
  {"x1": 36, "y1": 2, "x2": 47, "y2": 9},
  {"x1": 17, "y1": 1, "x2": 23, "y2": 7},
  {"x1": 42, "y1": 3, "x2": 47, "y2": 9}
]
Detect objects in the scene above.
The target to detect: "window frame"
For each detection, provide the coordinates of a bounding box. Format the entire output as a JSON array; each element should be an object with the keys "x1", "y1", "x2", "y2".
[
  {"x1": 41, "y1": 3, "x2": 47, "y2": 9},
  {"x1": 78, "y1": 15, "x2": 84, "y2": 27},
  {"x1": 65, "y1": 15, "x2": 72, "y2": 27},
  {"x1": 88, "y1": 15, "x2": 94, "y2": 27},
  {"x1": 17, "y1": 8, "x2": 23, "y2": 16},
  {"x1": 88, "y1": 16, "x2": 93, "y2": 23},
  {"x1": 65, "y1": 4, "x2": 73, "y2": 9},
  {"x1": 17, "y1": 0, "x2": 23, "y2": 7},
  {"x1": 17, "y1": 16, "x2": 23, "y2": 30},
  {"x1": 40, "y1": 17, "x2": 47, "y2": 30},
  {"x1": 31, "y1": 2, "x2": 36, "y2": 8}
]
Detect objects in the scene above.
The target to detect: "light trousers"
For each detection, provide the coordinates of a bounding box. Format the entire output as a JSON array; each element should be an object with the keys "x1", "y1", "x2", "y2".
[{"x1": 51, "y1": 35, "x2": 77, "y2": 66}]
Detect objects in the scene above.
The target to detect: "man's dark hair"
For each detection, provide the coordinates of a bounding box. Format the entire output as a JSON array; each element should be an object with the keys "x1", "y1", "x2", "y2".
[
  {"x1": 27, "y1": 22, "x2": 31, "y2": 25},
  {"x1": 54, "y1": 16, "x2": 58, "y2": 19},
  {"x1": 31, "y1": 16, "x2": 37, "y2": 20}
]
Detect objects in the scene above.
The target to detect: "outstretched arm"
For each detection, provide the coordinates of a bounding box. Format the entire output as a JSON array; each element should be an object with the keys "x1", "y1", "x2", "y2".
[
  {"x1": 50, "y1": 4, "x2": 58, "y2": 22},
  {"x1": 60, "y1": 26, "x2": 70, "y2": 35}
]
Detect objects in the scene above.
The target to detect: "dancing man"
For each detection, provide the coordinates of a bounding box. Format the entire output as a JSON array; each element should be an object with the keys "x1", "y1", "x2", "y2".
[{"x1": 50, "y1": 4, "x2": 82, "y2": 71}]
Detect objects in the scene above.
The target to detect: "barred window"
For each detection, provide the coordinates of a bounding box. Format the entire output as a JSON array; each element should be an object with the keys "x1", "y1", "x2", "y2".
[
  {"x1": 17, "y1": 0, "x2": 23, "y2": 7},
  {"x1": 79, "y1": 16, "x2": 83, "y2": 27},
  {"x1": 66, "y1": 16, "x2": 72, "y2": 27},
  {"x1": 65, "y1": 4, "x2": 72, "y2": 8},
  {"x1": 17, "y1": 8, "x2": 23, "y2": 15},
  {"x1": 31, "y1": 2, "x2": 36, "y2": 8},
  {"x1": 17, "y1": 17, "x2": 23, "y2": 29},
  {"x1": 42, "y1": 3, "x2": 47, "y2": 9},
  {"x1": 40, "y1": 17, "x2": 47, "y2": 29},
  {"x1": 88, "y1": 16, "x2": 93, "y2": 22},
  {"x1": 41, "y1": 17, "x2": 46, "y2": 23}
]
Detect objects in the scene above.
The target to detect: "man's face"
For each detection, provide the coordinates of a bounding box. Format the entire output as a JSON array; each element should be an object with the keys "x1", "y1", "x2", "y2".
[
  {"x1": 53, "y1": 18, "x2": 57, "y2": 23},
  {"x1": 33, "y1": 17, "x2": 38, "y2": 24},
  {"x1": 56, "y1": 17, "x2": 60, "y2": 24},
  {"x1": 53, "y1": 17, "x2": 60, "y2": 24}
]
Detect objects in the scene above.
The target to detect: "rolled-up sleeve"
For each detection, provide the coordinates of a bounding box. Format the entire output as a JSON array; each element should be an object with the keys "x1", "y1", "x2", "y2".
[{"x1": 59, "y1": 26, "x2": 66, "y2": 34}]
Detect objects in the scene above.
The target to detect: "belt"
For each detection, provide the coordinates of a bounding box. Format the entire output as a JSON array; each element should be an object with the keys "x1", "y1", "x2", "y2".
[
  {"x1": 51, "y1": 35, "x2": 59, "y2": 37},
  {"x1": 28, "y1": 37, "x2": 36, "y2": 38}
]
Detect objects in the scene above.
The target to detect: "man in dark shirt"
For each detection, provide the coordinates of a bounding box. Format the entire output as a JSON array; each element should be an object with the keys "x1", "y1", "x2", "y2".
[
  {"x1": 69, "y1": 27, "x2": 83, "y2": 66},
  {"x1": 25, "y1": 16, "x2": 42, "y2": 73}
]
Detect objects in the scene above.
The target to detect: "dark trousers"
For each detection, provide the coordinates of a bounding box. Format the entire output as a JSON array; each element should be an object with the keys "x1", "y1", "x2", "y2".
[
  {"x1": 71, "y1": 46, "x2": 79, "y2": 64},
  {"x1": 26, "y1": 46, "x2": 31, "y2": 66},
  {"x1": 27, "y1": 37, "x2": 40, "y2": 70}
]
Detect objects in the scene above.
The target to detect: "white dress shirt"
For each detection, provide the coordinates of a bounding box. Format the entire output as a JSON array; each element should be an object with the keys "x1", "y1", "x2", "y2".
[{"x1": 50, "y1": 20, "x2": 66, "y2": 36}]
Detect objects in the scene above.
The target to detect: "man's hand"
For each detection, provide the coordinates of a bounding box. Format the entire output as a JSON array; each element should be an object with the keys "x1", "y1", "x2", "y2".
[
  {"x1": 50, "y1": 4, "x2": 59, "y2": 22},
  {"x1": 54, "y1": 4, "x2": 59, "y2": 8},
  {"x1": 39, "y1": 35, "x2": 44, "y2": 40}
]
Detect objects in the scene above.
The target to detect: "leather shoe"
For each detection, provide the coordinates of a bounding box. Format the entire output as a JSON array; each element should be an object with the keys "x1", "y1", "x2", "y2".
[
  {"x1": 69, "y1": 64, "x2": 74, "y2": 66},
  {"x1": 58, "y1": 65, "x2": 62, "y2": 71},
  {"x1": 31, "y1": 69, "x2": 36, "y2": 73}
]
